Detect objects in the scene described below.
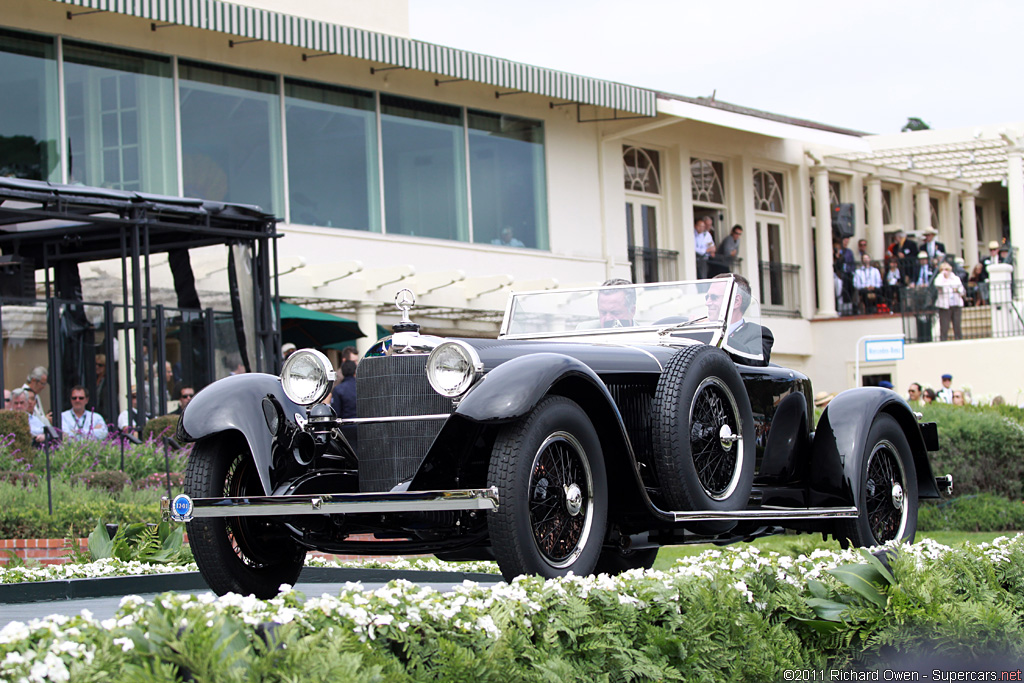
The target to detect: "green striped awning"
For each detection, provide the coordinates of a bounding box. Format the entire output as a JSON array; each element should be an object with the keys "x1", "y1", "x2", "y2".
[{"x1": 55, "y1": 0, "x2": 657, "y2": 117}]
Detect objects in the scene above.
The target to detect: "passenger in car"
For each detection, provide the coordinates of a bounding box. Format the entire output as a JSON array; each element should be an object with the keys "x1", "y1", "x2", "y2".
[{"x1": 705, "y1": 274, "x2": 774, "y2": 367}]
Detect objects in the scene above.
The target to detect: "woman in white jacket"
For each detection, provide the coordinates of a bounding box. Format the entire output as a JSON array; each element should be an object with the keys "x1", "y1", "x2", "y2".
[{"x1": 933, "y1": 261, "x2": 966, "y2": 341}]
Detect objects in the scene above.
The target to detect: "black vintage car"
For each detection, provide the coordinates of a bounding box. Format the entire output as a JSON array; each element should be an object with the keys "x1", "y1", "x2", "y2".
[{"x1": 166, "y1": 277, "x2": 951, "y2": 597}]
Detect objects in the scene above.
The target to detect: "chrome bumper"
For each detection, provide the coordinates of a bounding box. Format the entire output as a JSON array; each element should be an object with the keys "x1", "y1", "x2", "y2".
[{"x1": 162, "y1": 487, "x2": 499, "y2": 523}]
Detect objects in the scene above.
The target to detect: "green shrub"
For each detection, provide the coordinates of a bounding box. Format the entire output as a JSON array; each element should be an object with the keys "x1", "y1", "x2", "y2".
[
  {"x1": 141, "y1": 414, "x2": 179, "y2": 443},
  {"x1": 0, "y1": 410, "x2": 36, "y2": 465},
  {"x1": 0, "y1": 477, "x2": 169, "y2": 538},
  {"x1": 0, "y1": 471, "x2": 38, "y2": 486},
  {"x1": 919, "y1": 494, "x2": 1024, "y2": 532},
  {"x1": 919, "y1": 403, "x2": 1024, "y2": 499},
  {"x1": 72, "y1": 469, "x2": 130, "y2": 493}
]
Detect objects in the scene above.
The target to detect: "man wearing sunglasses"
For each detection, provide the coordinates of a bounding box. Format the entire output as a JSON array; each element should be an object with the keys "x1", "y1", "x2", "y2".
[
  {"x1": 704, "y1": 274, "x2": 774, "y2": 367},
  {"x1": 60, "y1": 386, "x2": 108, "y2": 441},
  {"x1": 172, "y1": 386, "x2": 195, "y2": 415}
]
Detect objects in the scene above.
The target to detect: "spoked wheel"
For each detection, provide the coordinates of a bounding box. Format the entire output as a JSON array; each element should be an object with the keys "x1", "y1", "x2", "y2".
[
  {"x1": 488, "y1": 396, "x2": 607, "y2": 581},
  {"x1": 839, "y1": 413, "x2": 918, "y2": 547},
  {"x1": 652, "y1": 345, "x2": 755, "y2": 533},
  {"x1": 184, "y1": 434, "x2": 306, "y2": 598},
  {"x1": 689, "y1": 377, "x2": 745, "y2": 501}
]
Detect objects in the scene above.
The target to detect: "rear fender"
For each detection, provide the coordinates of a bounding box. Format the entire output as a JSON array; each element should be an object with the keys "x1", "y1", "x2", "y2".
[
  {"x1": 810, "y1": 388, "x2": 938, "y2": 507},
  {"x1": 178, "y1": 373, "x2": 305, "y2": 495}
]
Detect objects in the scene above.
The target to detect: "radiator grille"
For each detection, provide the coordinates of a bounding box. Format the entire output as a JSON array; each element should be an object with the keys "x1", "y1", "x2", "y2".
[{"x1": 356, "y1": 355, "x2": 453, "y2": 492}]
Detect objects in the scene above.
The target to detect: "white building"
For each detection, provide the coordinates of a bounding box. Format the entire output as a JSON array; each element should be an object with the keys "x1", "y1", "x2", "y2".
[{"x1": 3, "y1": 0, "x2": 1022, "y2": 403}]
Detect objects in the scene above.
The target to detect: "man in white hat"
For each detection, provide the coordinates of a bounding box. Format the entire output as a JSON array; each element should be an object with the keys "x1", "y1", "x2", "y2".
[{"x1": 921, "y1": 227, "x2": 945, "y2": 260}]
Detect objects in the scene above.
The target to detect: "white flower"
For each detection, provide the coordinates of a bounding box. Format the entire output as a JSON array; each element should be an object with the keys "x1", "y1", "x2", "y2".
[{"x1": 113, "y1": 637, "x2": 135, "y2": 652}]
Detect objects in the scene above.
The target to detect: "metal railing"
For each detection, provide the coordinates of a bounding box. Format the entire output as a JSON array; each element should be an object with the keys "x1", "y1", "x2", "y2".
[
  {"x1": 629, "y1": 247, "x2": 679, "y2": 284},
  {"x1": 759, "y1": 261, "x2": 801, "y2": 318},
  {"x1": 898, "y1": 279, "x2": 1024, "y2": 343}
]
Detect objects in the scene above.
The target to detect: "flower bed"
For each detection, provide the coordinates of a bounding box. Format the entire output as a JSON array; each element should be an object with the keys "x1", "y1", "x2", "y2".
[{"x1": 2, "y1": 535, "x2": 1023, "y2": 680}]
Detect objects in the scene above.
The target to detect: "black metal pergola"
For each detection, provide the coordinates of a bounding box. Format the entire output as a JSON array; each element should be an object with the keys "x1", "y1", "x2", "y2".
[{"x1": 0, "y1": 176, "x2": 280, "y2": 428}]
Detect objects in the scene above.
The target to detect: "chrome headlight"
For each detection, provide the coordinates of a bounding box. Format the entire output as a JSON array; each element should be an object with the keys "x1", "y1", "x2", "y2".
[
  {"x1": 281, "y1": 349, "x2": 335, "y2": 406},
  {"x1": 426, "y1": 341, "x2": 482, "y2": 398}
]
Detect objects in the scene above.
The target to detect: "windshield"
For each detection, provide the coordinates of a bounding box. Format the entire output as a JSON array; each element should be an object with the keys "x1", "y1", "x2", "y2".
[{"x1": 500, "y1": 277, "x2": 763, "y2": 361}]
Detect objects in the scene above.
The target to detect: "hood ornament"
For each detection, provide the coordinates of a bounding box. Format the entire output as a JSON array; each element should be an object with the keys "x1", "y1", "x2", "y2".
[{"x1": 393, "y1": 288, "x2": 420, "y2": 333}]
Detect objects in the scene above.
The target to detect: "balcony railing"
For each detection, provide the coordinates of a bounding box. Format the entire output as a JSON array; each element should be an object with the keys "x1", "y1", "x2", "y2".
[
  {"x1": 629, "y1": 247, "x2": 679, "y2": 284},
  {"x1": 899, "y1": 279, "x2": 1024, "y2": 343},
  {"x1": 759, "y1": 261, "x2": 801, "y2": 318}
]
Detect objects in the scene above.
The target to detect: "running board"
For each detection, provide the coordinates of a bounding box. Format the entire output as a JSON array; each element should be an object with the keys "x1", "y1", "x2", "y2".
[
  {"x1": 667, "y1": 506, "x2": 858, "y2": 522},
  {"x1": 162, "y1": 487, "x2": 499, "y2": 523}
]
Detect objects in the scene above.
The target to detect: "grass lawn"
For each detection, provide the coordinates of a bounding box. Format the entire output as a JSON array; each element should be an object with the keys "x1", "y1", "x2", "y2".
[{"x1": 651, "y1": 530, "x2": 1021, "y2": 571}]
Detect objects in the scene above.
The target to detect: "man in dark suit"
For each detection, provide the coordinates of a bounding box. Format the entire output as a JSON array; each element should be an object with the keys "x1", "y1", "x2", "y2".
[
  {"x1": 888, "y1": 230, "x2": 918, "y2": 285},
  {"x1": 920, "y1": 227, "x2": 945, "y2": 261},
  {"x1": 705, "y1": 274, "x2": 774, "y2": 367}
]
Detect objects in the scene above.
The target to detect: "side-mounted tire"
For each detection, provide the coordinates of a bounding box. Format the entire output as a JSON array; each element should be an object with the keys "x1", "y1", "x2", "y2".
[
  {"x1": 837, "y1": 413, "x2": 918, "y2": 547},
  {"x1": 184, "y1": 434, "x2": 306, "y2": 598},
  {"x1": 487, "y1": 396, "x2": 608, "y2": 581},
  {"x1": 651, "y1": 345, "x2": 755, "y2": 532}
]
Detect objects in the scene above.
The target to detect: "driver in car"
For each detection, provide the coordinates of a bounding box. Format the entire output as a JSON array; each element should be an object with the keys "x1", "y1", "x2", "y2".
[
  {"x1": 577, "y1": 278, "x2": 636, "y2": 329},
  {"x1": 705, "y1": 274, "x2": 774, "y2": 367}
]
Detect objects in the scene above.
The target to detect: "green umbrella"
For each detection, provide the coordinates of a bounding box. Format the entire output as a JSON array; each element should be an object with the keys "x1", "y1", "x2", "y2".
[{"x1": 279, "y1": 302, "x2": 364, "y2": 349}]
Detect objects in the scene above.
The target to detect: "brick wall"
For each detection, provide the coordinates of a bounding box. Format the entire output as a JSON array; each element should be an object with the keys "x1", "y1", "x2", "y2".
[
  {"x1": 0, "y1": 535, "x2": 423, "y2": 567},
  {"x1": 0, "y1": 538, "x2": 89, "y2": 566}
]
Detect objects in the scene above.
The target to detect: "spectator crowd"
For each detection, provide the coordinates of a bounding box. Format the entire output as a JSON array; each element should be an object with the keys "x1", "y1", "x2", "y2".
[{"x1": 833, "y1": 228, "x2": 1014, "y2": 342}]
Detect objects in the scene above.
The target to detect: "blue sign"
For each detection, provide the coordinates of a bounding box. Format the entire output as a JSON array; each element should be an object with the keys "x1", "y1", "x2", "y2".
[
  {"x1": 172, "y1": 494, "x2": 194, "y2": 521},
  {"x1": 864, "y1": 338, "x2": 904, "y2": 362}
]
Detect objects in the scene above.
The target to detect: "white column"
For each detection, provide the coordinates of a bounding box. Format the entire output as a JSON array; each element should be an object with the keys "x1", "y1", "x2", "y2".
[
  {"x1": 355, "y1": 304, "x2": 379, "y2": 358},
  {"x1": 962, "y1": 193, "x2": 979, "y2": 265},
  {"x1": 865, "y1": 177, "x2": 885, "y2": 260},
  {"x1": 813, "y1": 166, "x2": 837, "y2": 317},
  {"x1": 1007, "y1": 146, "x2": 1024, "y2": 261},
  {"x1": 944, "y1": 192, "x2": 961, "y2": 258},
  {"x1": 915, "y1": 186, "x2": 931, "y2": 236}
]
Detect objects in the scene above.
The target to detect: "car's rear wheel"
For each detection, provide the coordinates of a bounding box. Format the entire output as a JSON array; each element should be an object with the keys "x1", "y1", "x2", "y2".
[
  {"x1": 487, "y1": 396, "x2": 607, "y2": 581},
  {"x1": 652, "y1": 345, "x2": 755, "y2": 532},
  {"x1": 838, "y1": 413, "x2": 918, "y2": 547},
  {"x1": 184, "y1": 434, "x2": 306, "y2": 598}
]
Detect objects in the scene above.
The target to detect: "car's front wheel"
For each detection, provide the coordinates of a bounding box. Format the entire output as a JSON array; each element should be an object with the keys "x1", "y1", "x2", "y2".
[
  {"x1": 184, "y1": 434, "x2": 306, "y2": 598},
  {"x1": 838, "y1": 413, "x2": 918, "y2": 547},
  {"x1": 487, "y1": 396, "x2": 607, "y2": 581}
]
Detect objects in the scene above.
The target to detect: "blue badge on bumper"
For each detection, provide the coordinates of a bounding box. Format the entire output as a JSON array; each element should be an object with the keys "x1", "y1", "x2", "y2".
[{"x1": 171, "y1": 493, "x2": 194, "y2": 522}]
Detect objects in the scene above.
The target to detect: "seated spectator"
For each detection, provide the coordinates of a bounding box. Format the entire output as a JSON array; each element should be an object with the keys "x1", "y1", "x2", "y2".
[
  {"x1": 951, "y1": 389, "x2": 967, "y2": 406},
  {"x1": 11, "y1": 388, "x2": 45, "y2": 443},
  {"x1": 853, "y1": 254, "x2": 883, "y2": 314},
  {"x1": 117, "y1": 387, "x2": 146, "y2": 439},
  {"x1": 922, "y1": 388, "x2": 936, "y2": 404},
  {"x1": 172, "y1": 386, "x2": 194, "y2": 415},
  {"x1": 883, "y1": 258, "x2": 902, "y2": 311},
  {"x1": 60, "y1": 386, "x2": 108, "y2": 441}
]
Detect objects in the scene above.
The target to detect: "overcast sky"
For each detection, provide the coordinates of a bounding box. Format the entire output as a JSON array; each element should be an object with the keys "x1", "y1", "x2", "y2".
[{"x1": 407, "y1": 0, "x2": 1022, "y2": 136}]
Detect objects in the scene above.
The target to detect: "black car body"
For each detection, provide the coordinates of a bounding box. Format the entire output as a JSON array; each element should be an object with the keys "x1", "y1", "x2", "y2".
[{"x1": 167, "y1": 277, "x2": 951, "y2": 596}]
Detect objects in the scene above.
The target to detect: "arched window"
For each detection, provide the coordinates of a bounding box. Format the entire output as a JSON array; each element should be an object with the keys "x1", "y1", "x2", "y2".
[
  {"x1": 753, "y1": 169, "x2": 785, "y2": 213},
  {"x1": 623, "y1": 146, "x2": 661, "y2": 194}
]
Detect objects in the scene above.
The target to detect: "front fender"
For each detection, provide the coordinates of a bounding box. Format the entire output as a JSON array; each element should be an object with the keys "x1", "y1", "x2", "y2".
[
  {"x1": 810, "y1": 388, "x2": 937, "y2": 507},
  {"x1": 178, "y1": 373, "x2": 304, "y2": 495},
  {"x1": 455, "y1": 352, "x2": 613, "y2": 422}
]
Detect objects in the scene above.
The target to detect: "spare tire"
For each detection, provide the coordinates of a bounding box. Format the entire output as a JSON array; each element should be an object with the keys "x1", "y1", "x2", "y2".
[{"x1": 651, "y1": 345, "x2": 755, "y2": 531}]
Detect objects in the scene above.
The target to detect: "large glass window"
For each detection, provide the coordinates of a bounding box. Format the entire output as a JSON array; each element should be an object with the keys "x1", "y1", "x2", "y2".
[
  {"x1": 380, "y1": 94, "x2": 468, "y2": 241},
  {"x1": 284, "y1": 79, "x2": 379, "y2": 230},
  {"x1": 0, "y1": 29, "x2": 60, "y2": 182},
  {"x1": 469, "y1": 110, "x2": 547, "y2": 249},
  {"x1": 178, "y1": 61, "x2": 283, "y2": 213},
  {"x1": 63, "y1": 42, "x2": 176, "y2": 194}
]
